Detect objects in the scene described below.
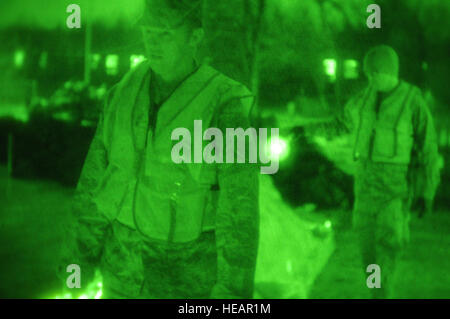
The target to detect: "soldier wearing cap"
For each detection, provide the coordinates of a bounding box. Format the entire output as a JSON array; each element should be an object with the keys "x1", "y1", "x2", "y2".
[
  {"x1": 61, "y1": 0, "x2": 259, "y2": 299},
  {"x1": 343, "y1": 45, "x2": 440, "y2": 298}
]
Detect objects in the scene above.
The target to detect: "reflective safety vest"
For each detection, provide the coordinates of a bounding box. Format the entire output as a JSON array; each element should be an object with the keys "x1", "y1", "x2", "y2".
[
  {"x1": 94, "y1": 62, "x2": 253, "y2": 243},
  {"x1": 347, "y1": 81, "x2": 419, "y2": 165}
]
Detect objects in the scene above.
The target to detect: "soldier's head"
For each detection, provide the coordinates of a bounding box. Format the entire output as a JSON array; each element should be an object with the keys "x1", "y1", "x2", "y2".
[
  {"x1": 139, "y1": 0, "x2": 204, "y2": 74},
  {"x1": 363, "y1": 45, "x2": 400, "y2": 92}
]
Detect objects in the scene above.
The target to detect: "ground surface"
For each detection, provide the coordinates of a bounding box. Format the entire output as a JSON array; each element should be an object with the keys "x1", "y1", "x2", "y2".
[
  {"x1": 309, "y1": 211, "x2": 450, "y2": 298},
  {"x1": 0, "y1": 166, "x2": 449, "y2": 299}
]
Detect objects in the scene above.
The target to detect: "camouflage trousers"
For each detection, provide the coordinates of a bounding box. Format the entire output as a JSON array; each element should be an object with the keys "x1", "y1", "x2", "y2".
[
  {"x1": 100, "y1": 221, "x2": 217, "y2": 299},
  {"x1": 353, "y1": 161, "x2": 411, "y2": 298}
]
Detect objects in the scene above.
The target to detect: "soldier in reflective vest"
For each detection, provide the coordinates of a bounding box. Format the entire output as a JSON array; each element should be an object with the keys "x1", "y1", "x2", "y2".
[
  {"x1": 343, "y1": 45, "x2": 440, "y2": 298},
  {"x1": 61, "y1": 0, "x2": 259, "y2": 298}
]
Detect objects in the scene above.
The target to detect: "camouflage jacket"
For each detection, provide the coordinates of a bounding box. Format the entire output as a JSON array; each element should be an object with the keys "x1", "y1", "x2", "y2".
[
  {"x1": 342, "y1": 82, "x2": 440, "y2": 202},
  {"x1": 62, "y1": 68, "x2": 259, "y2": 298}
]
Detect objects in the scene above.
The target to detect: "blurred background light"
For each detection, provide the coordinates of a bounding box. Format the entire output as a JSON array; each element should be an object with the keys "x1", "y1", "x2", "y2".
[
  {"x1": 14, "y1": 49, "x2": 25, "y2": 68},
  {"x1": 105, "y1": 54, "x2": 119, "y2": 75},
  {"x1": 130, "y1": 54, "x2": 145, "y2": 69},
  {"x1": 323, "y1": 58, "x2": 337, "y2": 82},
  {"x1": 91, "y1": 53, "x2": 101, "y2": 70},
  {"x1": 344, "y1": 59, "x2": 359, "y2": 79},
  {"x1": 52, "y1": 280, "x2": 103, "y2": 299}
]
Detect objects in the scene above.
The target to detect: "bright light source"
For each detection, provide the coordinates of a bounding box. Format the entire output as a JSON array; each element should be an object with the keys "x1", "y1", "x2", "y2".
[
  {"x1": 267, "y1": 136, "x2": 290, "y2": 161},
  {"x1": 344, "y1": 59, "x2": 359, "y2": 79},
  {"x1": 271, "y1": 138, "x2": 286, "y2": 155},
  {"x1": 94, "y1": 288, "x2": 103, "y2": 299},
  {"x1": 323, "y1": 59, "x2": 337, "y2": 82},
  {"x1": 14, "y1": 50, "x2": 25, "y2": 68},
  {"x1": 130, "y1": 55, "x2": 145, "y2": 69},
  {"x1": 50, "y1": 280, "x2": 103, "y2": 299},
  {"x1": 105, "y1": 54, "x2": 119, "y2": 75},
  {"x1": 324, "y1": 220, "x2": 332, "y2": 229}
]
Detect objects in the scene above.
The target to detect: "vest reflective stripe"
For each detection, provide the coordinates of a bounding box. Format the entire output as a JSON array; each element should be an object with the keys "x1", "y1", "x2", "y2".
[
  {"x1": 94, "y1": 62, "x2": 253, "y2": 243},
  {"x1": 351, "y1": 82, "x2": 417, "y2": 165}
]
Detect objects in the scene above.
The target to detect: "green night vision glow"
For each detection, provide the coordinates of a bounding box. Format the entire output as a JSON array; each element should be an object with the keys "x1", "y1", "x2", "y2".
[
  {"x1": 267, "y1": 136, "x2": 290, "y2": 161},
  {"x1": 323, "y1": 59, "x2": 337, "y2": 82},
  {"x1": 52, "y1": 281, "x2": 103, "y2": 299}
]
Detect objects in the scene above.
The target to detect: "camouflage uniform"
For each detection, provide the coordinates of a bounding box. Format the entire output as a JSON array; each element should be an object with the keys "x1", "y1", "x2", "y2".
[
  {"x1": 345, "y1": 81, "x2": 440, "y2": 298},
  {"x1": 353, "y1": 161, "x2": 410, "y2": 298},
  {"x1": 61, "y1": 64, "x2": 259, "y2": 299}
]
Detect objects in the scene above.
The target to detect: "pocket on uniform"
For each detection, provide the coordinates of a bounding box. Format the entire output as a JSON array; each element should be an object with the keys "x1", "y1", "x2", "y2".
[{"x1": 373, "y1": 128, "x2": 396, "y2": 158}]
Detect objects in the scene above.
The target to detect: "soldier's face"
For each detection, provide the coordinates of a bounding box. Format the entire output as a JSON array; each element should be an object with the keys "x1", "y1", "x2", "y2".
[{"x1": 141, "y1": 23, "x2": 193, "y2": 74}]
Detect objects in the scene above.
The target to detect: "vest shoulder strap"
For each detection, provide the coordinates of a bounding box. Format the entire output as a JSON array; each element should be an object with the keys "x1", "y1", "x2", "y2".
[{"x1": 102, "y1": 62, "x2": 151, "y2": 152}]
